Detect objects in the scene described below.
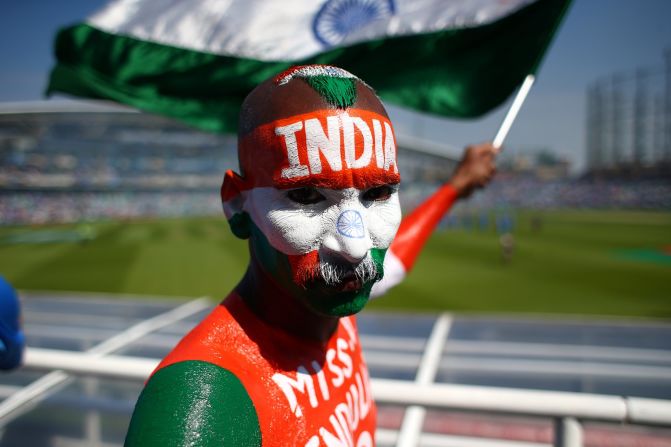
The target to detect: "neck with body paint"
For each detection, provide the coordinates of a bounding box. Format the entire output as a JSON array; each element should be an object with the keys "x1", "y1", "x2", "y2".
[{"x1": 236, "y1": 262, "x2": 339, "y2": 344}]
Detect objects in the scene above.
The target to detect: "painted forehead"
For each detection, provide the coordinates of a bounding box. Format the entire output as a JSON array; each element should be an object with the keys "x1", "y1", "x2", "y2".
[
  {"x1": 239, "y1": 108, "x2": 399, "y2": 190},
  {"x1": 237, "y1": 65, "x2": 400, "y2": 190}
]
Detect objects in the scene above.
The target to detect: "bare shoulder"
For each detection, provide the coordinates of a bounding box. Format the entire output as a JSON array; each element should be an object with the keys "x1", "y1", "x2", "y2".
[{"x1": 125, "y1": 360, "x2": 261, "y2": 447}]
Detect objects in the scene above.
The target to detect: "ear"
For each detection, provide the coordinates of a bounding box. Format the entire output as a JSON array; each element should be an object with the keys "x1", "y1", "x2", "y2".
[{"x1": 221, "y1": 170, "x2": 251, "y2": 239}]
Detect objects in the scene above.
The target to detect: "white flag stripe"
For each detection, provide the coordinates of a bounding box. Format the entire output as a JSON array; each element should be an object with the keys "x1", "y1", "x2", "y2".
[{"x1": 88, "y1": 0, "x2": 535, "y2": 61}]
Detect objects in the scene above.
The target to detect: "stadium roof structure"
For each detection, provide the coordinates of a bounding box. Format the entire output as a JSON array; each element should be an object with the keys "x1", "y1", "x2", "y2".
[{"x1": 1, "y1": 291, "x2": 670, "y2": 447}]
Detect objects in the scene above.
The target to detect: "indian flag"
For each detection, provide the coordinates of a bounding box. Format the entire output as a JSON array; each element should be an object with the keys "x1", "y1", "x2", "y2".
[{"x1": 48, "y1": 0, "x2": 571, "y2": 133}]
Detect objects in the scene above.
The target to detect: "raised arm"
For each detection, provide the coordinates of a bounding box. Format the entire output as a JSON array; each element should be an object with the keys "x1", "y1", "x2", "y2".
[{"x1": 371, "y1": 143, "x2": 497, "y2": 297}]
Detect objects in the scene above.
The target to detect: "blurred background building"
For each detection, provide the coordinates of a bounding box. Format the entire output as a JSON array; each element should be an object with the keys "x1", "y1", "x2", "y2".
[{"x1": 585, "y1": 49, "x2": 671, "y2": 179}]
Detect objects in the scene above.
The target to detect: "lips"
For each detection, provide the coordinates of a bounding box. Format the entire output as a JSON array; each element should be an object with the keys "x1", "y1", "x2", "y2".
[
  {"x1": 336, "y1": 271, "x2": 362, "y2": 292},
  {"x1": 307, "y1": 269, "x2": 363, "y2": 293},
  {"x1": 287, "y1": 250, "x2": 368, "y2": 292}
]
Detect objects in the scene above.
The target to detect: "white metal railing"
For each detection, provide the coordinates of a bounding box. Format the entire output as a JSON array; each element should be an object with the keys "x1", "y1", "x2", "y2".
[
  {"x1": 396, "y1": 313, "x2": 453, "y2": 447},
  {"x1": 18, "y1": 347, "x2": 671, "y2": 447},
  {"x1": 0, "y1": 298, "x2": 211, "y2": 424}
]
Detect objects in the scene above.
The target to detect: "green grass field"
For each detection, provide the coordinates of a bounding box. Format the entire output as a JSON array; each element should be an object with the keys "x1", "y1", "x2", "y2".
[{"x1": 1, "y1": 209, "x2": 670, "y2": 318}]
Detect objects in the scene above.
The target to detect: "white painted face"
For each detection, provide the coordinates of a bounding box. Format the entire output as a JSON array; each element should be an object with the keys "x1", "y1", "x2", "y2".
[{"x1": 242, "y1": 185, "x2": 401, "y2": 263}]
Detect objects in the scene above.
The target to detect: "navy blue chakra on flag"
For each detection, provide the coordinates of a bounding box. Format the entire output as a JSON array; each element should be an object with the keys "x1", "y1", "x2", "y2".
[{"x1": 313, "y1": 0, "x2": 396, "y2": 47}]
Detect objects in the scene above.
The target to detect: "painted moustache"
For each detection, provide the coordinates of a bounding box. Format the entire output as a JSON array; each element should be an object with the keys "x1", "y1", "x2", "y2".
[{"x1": 291, "y1": 252, "x2": 378, "y2": 291}]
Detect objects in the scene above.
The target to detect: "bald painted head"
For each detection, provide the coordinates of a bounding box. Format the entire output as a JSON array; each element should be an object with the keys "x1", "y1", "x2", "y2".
[{"x1": 222, "y1": 65, "x2": 402, "y2": 317}]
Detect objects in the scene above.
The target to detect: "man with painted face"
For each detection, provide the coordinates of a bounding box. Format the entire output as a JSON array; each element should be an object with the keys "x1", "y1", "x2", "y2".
[{"x1": 125, "y1": 65, "x2": 495, "y2": 446}]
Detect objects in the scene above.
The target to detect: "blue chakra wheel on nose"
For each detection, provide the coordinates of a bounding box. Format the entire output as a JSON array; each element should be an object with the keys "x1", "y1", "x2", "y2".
[
  {"x1": 313, "y1": 0, "x2": 396, "y2": 47},
  {"x1": 337, "y1": 210, "x2": 365, "y2": 238}
]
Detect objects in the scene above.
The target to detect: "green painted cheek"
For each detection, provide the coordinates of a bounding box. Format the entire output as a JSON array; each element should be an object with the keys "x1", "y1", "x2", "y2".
[
  {"x1": 125, "y1": 361, "x2": 261, "y2": 447},
  {"x1": 370, "y1": 246, "x2": 387, "y2": 272}
]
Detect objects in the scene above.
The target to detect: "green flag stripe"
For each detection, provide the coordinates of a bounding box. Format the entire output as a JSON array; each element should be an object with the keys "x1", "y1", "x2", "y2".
[
  {"x1": 48, "y1": 0, "x2": 570, "y2": 133},
  {"x1": 125, "y1": 360, "x2": 261, "y2": 446}
]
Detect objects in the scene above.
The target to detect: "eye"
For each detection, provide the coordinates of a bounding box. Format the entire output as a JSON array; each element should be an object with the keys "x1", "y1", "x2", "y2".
[
  {"x1": 363, "y1": 185, "x2": 394, "y2": 202},
  {"x1": 287, "y1": 187, "x2": 326, "y2": 205}
]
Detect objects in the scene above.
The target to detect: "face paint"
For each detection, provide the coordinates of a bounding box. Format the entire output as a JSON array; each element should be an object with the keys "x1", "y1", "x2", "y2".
[
  {"x1": 242, "y1": 187, "x2": 400, "y2": 256},
  {"x1": 231, "y1": 109, "x2": 399, "y2": 192},
  {"x1": 223, "y1": 106, "x2": 401, "y2": 317},
  {"x1": 239, "y1": 185, "x2": 399, "y2": 317},
  {"x1": 249, "y1": 218, "x2": 388, "y2": 317}
]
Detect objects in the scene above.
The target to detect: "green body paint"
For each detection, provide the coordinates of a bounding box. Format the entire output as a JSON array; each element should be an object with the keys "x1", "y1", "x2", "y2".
[{"x1": 125, "y1": 361, "x2": 261, "y2": 447}]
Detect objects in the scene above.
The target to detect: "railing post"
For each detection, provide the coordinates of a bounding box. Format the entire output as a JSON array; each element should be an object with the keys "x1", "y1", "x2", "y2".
[
  {"x1": 554, "y1": 417, "x2": 583, "y2": 447},
  {"x1": 396, "y1": 313, "x2": 452, "y2": 447}
]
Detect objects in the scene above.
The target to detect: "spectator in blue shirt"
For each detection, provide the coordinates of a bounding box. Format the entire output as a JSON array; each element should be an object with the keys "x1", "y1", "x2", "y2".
[{"x1": 0, "y1": 277, "x2": 24, "y2": 370}]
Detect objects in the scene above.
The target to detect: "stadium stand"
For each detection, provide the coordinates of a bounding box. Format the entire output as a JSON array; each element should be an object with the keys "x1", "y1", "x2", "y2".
[{"x1": 1, "y1": 102, "x2": 670, "y2": 226}]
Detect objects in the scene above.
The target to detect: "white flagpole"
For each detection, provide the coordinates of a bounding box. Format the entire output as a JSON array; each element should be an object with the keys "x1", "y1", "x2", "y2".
[{"x1": 492, "y1": 74, "x2": 536, "y2": 151}]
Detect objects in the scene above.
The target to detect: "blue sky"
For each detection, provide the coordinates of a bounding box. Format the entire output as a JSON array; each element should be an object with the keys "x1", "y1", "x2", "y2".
[{"x1": 2, "y1": 0, "x2": 670, "y2": 172}]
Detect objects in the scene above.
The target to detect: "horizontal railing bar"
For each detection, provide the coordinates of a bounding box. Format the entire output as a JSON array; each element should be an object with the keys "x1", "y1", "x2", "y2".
[
  {"x1": 626, "y1": 397, "x2": 671, "y2": 425},
  {"x1": 372, "y1": 378, "x2": 627, "y2": 421},
  {"x1": 20, "y1": 348, "x2": 671, "y2": 426},
  {"x1": 376, "y1": 428, "x2": 550, "y2": 447},
  {"x1": 24, "y1": 348, "x2": 157, "y2": 380},
  {"x1": 23, "y1": 343, "x2": 671, "y2": 383},
  {"x1": 26, "y1": 328, "x2": 671, "y2": 370}
]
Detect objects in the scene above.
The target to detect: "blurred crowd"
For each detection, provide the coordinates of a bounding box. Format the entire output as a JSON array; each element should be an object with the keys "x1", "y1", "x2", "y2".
[
  {"x1": 401, "y1": 177, "x2": 670, "y2": 213},
  {"x1": 467, "y1": 177, "x2": 671, "y2": 210},
  {"x1": 0, "y1": 191, "x2": 222, "y2": 226},
  {"x1": 2, "y1": 177, "x2": 669, "y2": 227}
]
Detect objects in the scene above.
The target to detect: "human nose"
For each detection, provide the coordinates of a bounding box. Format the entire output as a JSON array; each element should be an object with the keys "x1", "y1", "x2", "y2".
[{"x1": 321, "y1": 209, "x2": 372, "y2": 263}]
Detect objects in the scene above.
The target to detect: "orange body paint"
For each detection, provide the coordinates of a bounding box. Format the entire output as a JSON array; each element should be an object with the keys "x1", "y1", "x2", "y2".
[{"x1": 155, "y1": 293, "x2": 377, "y2": 446}]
